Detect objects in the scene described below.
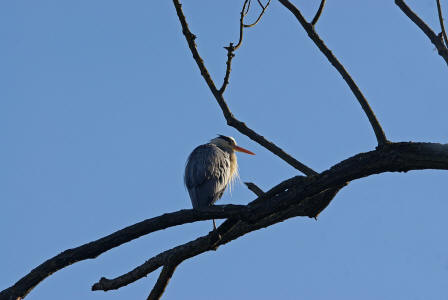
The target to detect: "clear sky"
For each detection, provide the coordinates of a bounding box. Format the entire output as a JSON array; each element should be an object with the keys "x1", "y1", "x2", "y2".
[{"x1": 1, "y1": 1, "x2": 448, "y2": 299}]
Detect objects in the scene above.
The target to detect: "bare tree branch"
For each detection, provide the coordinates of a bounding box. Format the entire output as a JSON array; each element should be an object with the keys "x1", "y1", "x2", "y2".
[
  {"x1": 244, "y1": 182, "x2": 265, "y2": 196},
  {"x1": 395, "y1": 0, "x2": 448, "y2": 65},
  {"x1": 172, "y1": 0, "x2": 317, "y2": 176},
  {"x1": 220, "y1": 0, "x2": 270, "y2": 94},
  {"x1": 220, "y1": 43, "x2": 236, "y2": 94},
  {"x1": 2, "y1": 143, "x2": 447, "y2": 299},
  {"x1": 311, "y1": 0, "x2": 326, "y2": 26},
  {"x1": 91, "y1": 142, "x2": 448, "y2": 292},
  {"x1": 278, "y1": 0, "x2": 388, "y2": 146},
  {"x1": 146, "y1": 264, "x2": 179, "y2": 300},
  {"x1": 234, "y1": 0, "x2": 250, "y2": 51},
  {"x1": 220, "y1": 0, "x2": 271, "y2": 94},
  {"x1": 220, "y1": 0, "x2": 249, "y2": 94},
  {"x1": 0, "y1": 205, "x2": 248, "y2": 300},
  {"x1": 436, "y1": 0, "x2": 448, "y2": 47},
  {"x1": 3, "y1": 2, "x2": 448, "y2": 299},
  {"x1": 244, "y1": 0, "x2": 271, "y2": 28}
]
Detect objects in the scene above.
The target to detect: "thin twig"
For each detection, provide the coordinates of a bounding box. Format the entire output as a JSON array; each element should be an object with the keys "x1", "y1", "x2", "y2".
[
  {"x1": 219, "y1": 0, "x2": 247, "y2": 94},
  {"x1": 244, "y1": 182, "x2": 265, "y2": 196},
  {"x1": 220, "y1": 0, "x2": 271, "y2": 94},
  {"x1": 234, "y1": 0, "x2": 250, "y2": 50},
  {"x1": 311, "y1": 0, "x2": 326, "y2": 26},
  {"x1": 172, "y1": 0, "x2": 317, "y2": 176},
  {"x1": 91, "y1": 142, "x2": 448, "y2": 292},
  {"x1": 436, "y1": 0, "x2": 448, "y2": 47},
  {"x1": 147, "y1": 264, "x2": 179, "y2": 300},
  {"x1": 278, "y1": 0, "x2": 389, "y2": 146},
  {"x1": 220, "y1": 43, "x2": 236, "y2": 94},
  {"x1": 395, "y1": 0, "x2": 448, "y2": 65},
  {"x1": 244, "y1": 0, "x2": 271, "y2": 28}
]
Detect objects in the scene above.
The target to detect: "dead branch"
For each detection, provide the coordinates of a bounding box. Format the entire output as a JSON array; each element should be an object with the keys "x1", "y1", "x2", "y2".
[
  {"x1": 172, "y1": 0, "x2": 316, "y2": 176},
  {"x1": 395, "y1": 0, "x2": 448, "y2": 65},
  {"x1": 91, "y1": 142, "x2": 448, "y2": 292},
  {"x1": 220, "y1": 0, "x2": 271, "y2": 94},
  {"x1": 244, "y1": 182, "x2": 265, "y2": 196},
  {"x1": 278, "y1": 0, "x2": 388, "y2": 146},
  {"x1": 0, "y1": 205, "x2": 248, "y2": 300},
  {"x1": 311, "y1": 0, "x2": 326, "y2": 26},
  {"x1": 244, "y1": 0, "x2": 271, "y2": 28},
  {"x1": 146, "y1": 263, "x2": 179, "y2": 300},
  {"x1": 436, "y1": 0, "x2": 448, "y2": 47}
]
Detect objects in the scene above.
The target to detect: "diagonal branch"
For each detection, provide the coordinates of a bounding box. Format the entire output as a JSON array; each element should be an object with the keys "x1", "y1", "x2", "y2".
[
  {"x1": 395, "y1": 0, "x2": 448, "y2": 65},
  {"x1": 311, "y1": 0, "x2": 326, "y2": 26},
  {"x1": 3, "y1": 143, "x2": 448, "y2": 299},
  {"x1": 436, "y1": 0, "x2": 448, "y2": 47},
  {"x1": 146, "y1": 263, "x2": 179, "y2": 300},
  {"x1": 173, "y1": 0, "x2": 317, "y2": 176},
  {"x1": 244, "y1": 181, "x2": 265, "y2": 196},
  {"x1": 278, "y1": 0, "x2": 388, "y2": 146},
  {"x1": 91, "y1": 142, "x2": 448, "y2": 292},
  {"x1": 0, "y1": 205, "x2": 248, "y2": 300}
]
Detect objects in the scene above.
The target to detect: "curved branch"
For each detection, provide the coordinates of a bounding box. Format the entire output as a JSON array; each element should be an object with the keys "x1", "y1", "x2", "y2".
[
  {"x1": 278, "y1": 0, "x2": 388, "y2": 146},
  {"x1": 91, "y1": 142, "x2": 448, "y2": 291},
  {"x1": 3, "y1": 142, "x2": 447, "y2": 299},
  {"x1": 395, "y1": 0, "x2": 448, "y2": 65},
  {"x1": 311, "y1": 0, "x2": 326, "y2": 26},
  {"x1": 0, "y1": 205, "x2": 248, "y2": 300},
  {"x1": 234, "y1": 0, "x2": 250, "y2": 51},
  {"x1": 244, "y1": 0, "x2": 271, "y2": 28}
]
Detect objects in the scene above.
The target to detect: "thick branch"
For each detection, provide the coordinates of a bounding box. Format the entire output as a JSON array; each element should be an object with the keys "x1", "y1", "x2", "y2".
[
  {"x1": 172, "y1": 0, "x2": 316, "y2": 175},
  {"x1": 91, "y1": 142, "x2": 448, "y2": 291},
  {"x1": 146, "y1": 264, "x2": 179, "y2": 300},
  {"x1": 278, "y1": 0, "x2": 388, "y2": 146},
  {"x1": 395, "y1": 0, "x2": 448, "y2": 65},
  {"x1": 0, "y1": 205, "x2": 247, "y2": 300}
]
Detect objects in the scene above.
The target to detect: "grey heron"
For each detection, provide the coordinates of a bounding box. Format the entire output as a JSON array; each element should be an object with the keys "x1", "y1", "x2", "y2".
[{"x1": 184, "y1": 135, "x2": 255, "y2": 230}]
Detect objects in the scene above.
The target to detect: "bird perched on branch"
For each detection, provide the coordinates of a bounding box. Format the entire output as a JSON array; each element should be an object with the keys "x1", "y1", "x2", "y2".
[{"x1": 184, "y1": 135, "x2": 255, "y2": 230}]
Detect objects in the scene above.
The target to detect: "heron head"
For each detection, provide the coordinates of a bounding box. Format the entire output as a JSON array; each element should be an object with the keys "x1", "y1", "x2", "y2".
[{"x1": 211, "y1": 135, "x2": 255, "y2": 155}]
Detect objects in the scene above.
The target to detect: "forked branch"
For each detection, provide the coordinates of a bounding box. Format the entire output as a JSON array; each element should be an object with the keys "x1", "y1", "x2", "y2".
[
  {"x1": 244, "y1": 0, "x2": 272, "y2": 28},
  {"x1": 395, "y1": 0, "x2": 448, "y2": 65},
  {"x1": 172, "y1": 0, "x2": 317, "y2": 176},
  {"x1": 220, "y1": 0, "x2": 271, "y2": 94},
  {"x1": 278, "y1": 0, "x2": 388, "y2": 146},
  {"x1": 436, "y1": 0, "x2": 448, "y2": 47},
  {"x1": 91, "y1": 142, "x2": 448, "y2": 292}
]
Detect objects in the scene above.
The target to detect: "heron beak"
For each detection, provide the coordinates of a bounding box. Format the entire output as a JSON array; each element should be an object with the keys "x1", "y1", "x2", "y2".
[{"x1": 233, "y1": 145, "x2": 255, "y2": 155}]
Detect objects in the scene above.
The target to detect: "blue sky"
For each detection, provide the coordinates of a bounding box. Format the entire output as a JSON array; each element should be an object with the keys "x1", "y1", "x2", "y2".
[{"x1": 1, "y1": 0, "x2": 448, "y2": 299}]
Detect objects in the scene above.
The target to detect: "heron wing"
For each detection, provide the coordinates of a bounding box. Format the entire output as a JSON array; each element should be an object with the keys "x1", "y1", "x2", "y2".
[{"x1": 184, "y1": 144, "x2": 231, "y2": 208}]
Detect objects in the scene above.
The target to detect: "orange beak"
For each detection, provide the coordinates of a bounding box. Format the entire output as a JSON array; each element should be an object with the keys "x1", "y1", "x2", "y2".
[{"x1": 233, "y1": 145, "x2": 255, "y2": 155}]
